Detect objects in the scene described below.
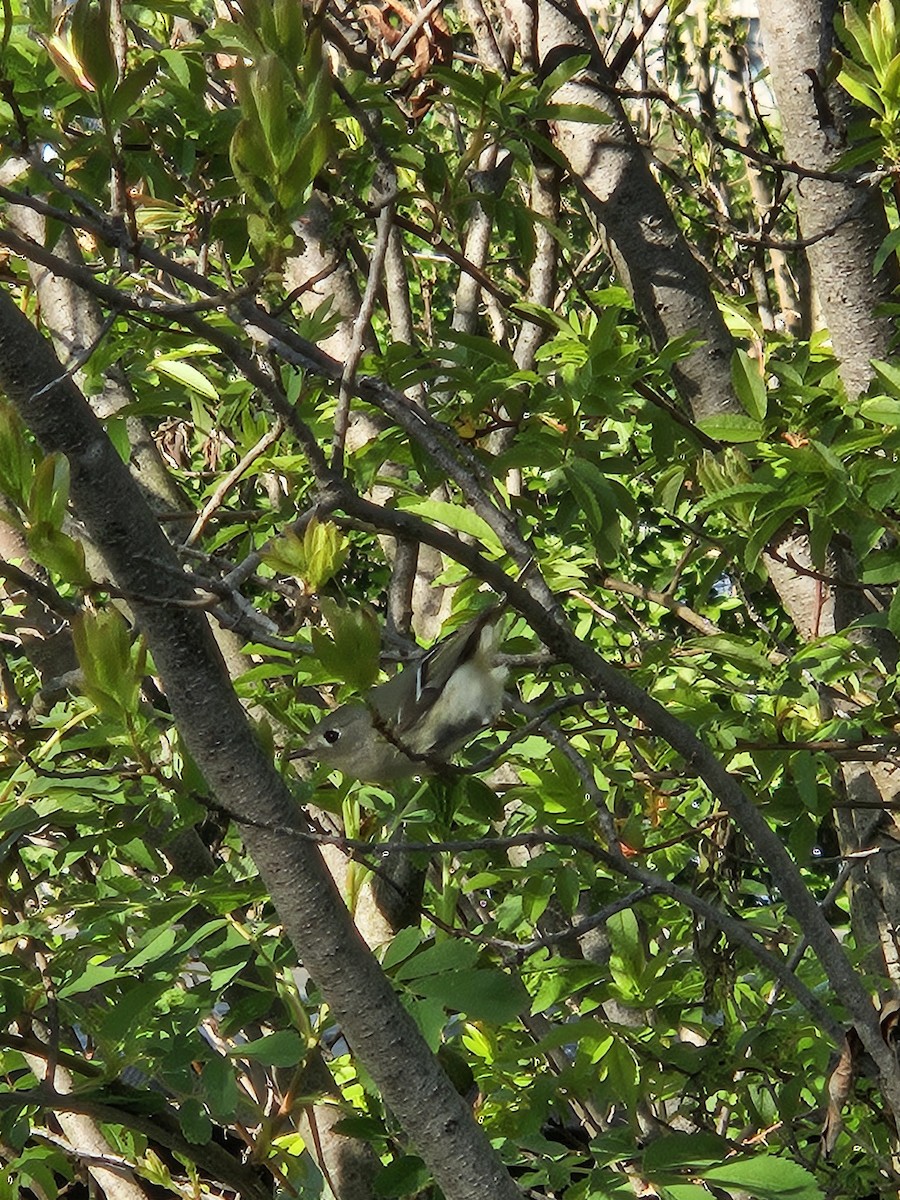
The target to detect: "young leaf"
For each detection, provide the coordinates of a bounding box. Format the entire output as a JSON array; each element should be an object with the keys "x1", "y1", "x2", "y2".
[
  {"x1": 27, "y1": 453, "x2": 70, "y2": 531},
  {"x1": 314, "y1": 599, "x2": 381, "y2": 692},
  {"x1": 71, "y1": 608, "x2": 142, "y2": 718},
  {"x1": 261, "y1": 518, "x2": 347, "y2": 592},
  {"x1": 731, "y1": 348, "x2": 768, "y2": 421},
  {"x1": 0, "y1": 401, "x2": 36, "y2": 507},
  {"x1": 70, "y1": 0, "x2": 116, "y2": 98}
]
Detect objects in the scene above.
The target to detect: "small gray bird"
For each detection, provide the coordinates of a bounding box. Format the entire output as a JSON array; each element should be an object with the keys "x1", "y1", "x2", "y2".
[{"x1": 297, "y1": 606, "x2": 507, "y2": 782}]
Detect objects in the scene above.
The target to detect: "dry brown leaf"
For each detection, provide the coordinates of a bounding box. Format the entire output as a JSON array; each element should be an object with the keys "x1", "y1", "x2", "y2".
[{"x1": 820, "y1": 1029, "x2": 861, "y2": 1156}]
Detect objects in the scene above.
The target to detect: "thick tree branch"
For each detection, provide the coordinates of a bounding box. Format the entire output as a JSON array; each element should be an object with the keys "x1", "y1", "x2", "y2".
[
  {"x1": 3, "y1": 199, "x2": 898, "y2": 1115},
  {"x1": 0, "y1": 290, "x2": 525, "y2": 1200}
]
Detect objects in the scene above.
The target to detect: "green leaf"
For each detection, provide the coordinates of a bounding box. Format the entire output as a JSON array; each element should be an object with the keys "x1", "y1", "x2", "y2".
[
  {"x1": 101, "y1": 978, "x2": 169, "y2": 1043},
  {"x1": 837, "y1": 61, "x2": 883, "y2": 112},
  {"x1": 313, "y1": 599, "x2": 381, "y2": 692},
  {"x1": 440, "y1": 329, "x2": 516, "y2": 366},
  {"x1": 696, "y1": 413, "x2": 763, "y2": 443},
  {"x1": 250, "y1": 53, "x2": 290, "y2": 158},
  {"x1": 8, "y1": 1147, "x2": 73, "y2": 1199},
  {"x1": 537, "y1": 52, "x2": 591, "y2": 98},
  {"x1": 871, "y1": 359, "x2": 900, "y2": 398},
  {"x1": 71, "y1": 608, "x2": 143, "y2": 718},
  {"x1": 107, "y1": 59, "x2": 159, "y2": 129},
  {"x1": 655, "y1": 463, "x2": 686, "y2": 511},
  {"x1": 201, "y1": 1056, "x2": 240, "y2": 1122},
  {"x1": 702, "y1": 1155, "x2": 822, "y2": 1199},
  {"x1": 393, "y1": 938, "x2": 479, "y2": 982},
  {"x1": 232, "y1": 1030, "x2": 305, "y2": 1067},
  {"x1": 883, "y1": 50, "x2": 900, "y2": 101},
  {"x1": 859, "y1": 395, "x2": 900, "y2": 424},
  {"x1": 688, "y1": 634, "x2": 772, "y2": 672},
  {"x1": 303, "y1": 52, "x2": 332, "y2": 128},
  {"x1": 661, "y1": 1186, "x2": 720, "y2": 1200},
  {"x1": 178, "y1": 1097, "x2": 212, "y2": 1145},
  {"x1": 604, "y1": 1038, "x2": 639, "y2": 1113},
  {"x1": 395, "y1": 498, "x2": 505, "y2": 554},
  {"x1": 274, "y1": 0, "x2": 306, "y2": 60},
  {"x1": 0, "y1": 401, "x2": 36, "y2": 507},
  {"x1": 874, "y1": 220, "x2": 900, "y2": 276},
  {"x1": 261, "y1": 518, "x2": 347, "y2": 591},
  {"x1": 888, "y1": 587, "x2": 900, "y2": 637},
  {"x1": 731, "y1": 348, "x2": 768, "y2": 421},
  {"x1": 125, "y1": 927, "x2": 179, "y2": 969},
  {"x1": 27, "y1": 453, "x2": 69, "y2": 531},
  {"x1": 160, "y1": 47, "x2": 190, "y2": 88},
  {"x1": 840, "y1": 3, "x2": 875, "y2": 65},
  {"x1": 861, "y1": 549, "x2": 900, "y2": 582},
  {"x1": 70, "y1": 0, "x2": 116, "y2": 98},
  {"x1": 373, "y1": 1155, "x2": 431, "y2": 1197},
  {"x1": 643, "y1": 1132, "x2": 731, "y2": 1171},
  {"x1": 229, "y1": 118, "x2": 274, "y2": 209},
  {"x1": 27, "y1": 525, "x2": 88, "y2": 585},
  {"x1": 280, "y1": 122, "x2": 330, "y2": 206},
  {"x1": 59, "y1": 958, "x2": 125, "y2": 998},
  {"x1": 411, "y1": 968, "x2": 527, "y2": 1023},
  {"x1": 563, "y1": 457, "x2": 636, "y2": 559},
  {"x1": 380, "y1": 926, "x2": 422, "y2": 972},
  {"x1": 407, "y1": 996, "x2": 447, "y2": 1052},
  {"x1": 151, "y1": 357, "x2": 219, "y2": 401},
  {"x1": 607, "y1": 908, "x2": 644, "y2": 982}
]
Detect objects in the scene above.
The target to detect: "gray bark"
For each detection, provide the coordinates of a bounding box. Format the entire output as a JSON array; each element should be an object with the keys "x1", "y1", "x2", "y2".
[
  {"x1": 757, "y1": 0, "x2": 899, "y2": 397},
  {"x1": 0, "y1": 290, "x2": 525, "y2": 1200},
  {"x1": 504, "y1": 0, "x2": 739, "y2": 420},
  {"x1": 20, "y1": 1043, "x2": 152, "y2": 1200},
  {"x1": 0, "y1": 161, "x2": 183, "y2": 513}
]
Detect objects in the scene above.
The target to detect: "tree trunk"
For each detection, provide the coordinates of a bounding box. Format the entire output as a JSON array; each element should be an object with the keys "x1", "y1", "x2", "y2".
[{"x1": 757, "y1": 0, "x2": 899, "y2": 397}]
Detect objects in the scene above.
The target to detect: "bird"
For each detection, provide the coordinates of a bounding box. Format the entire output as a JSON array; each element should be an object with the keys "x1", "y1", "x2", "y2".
[{"x1": 296, "y1": 605, "x2": 507, "y2": 782}]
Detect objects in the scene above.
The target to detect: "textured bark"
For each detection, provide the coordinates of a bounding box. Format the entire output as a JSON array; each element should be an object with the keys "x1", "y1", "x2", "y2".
[
  {"x1": 0, "y1": 504, "x2": 78, "y2": 687},
  {"x1": 503, "y1": 0, "x2": 739, "y2": 420},
  {"x1": 834, "y1": 764, "x2": 900, "y2": 982},
  {"x1": 765, "y1": 527, "x2": 900, "y2": 987},
  {"x1": 287, "y1": 191, "x2": 375, "y2": 362},
  {"x1": 752, "y1": 0, "x2": 900, "y2": 980},
  {"x1": 0, "y1": 162, "x2": 183, "y2": 514},
  {"x1": 160, "y1": 772, "x2": 383, "y2": 1200},
  {"x1": 722, "y1": 31, "x2": 802, "y2": 334},
  {"x1": 498, "y1": 0, "x2": 900, "y2": 1004},
  {"x1": 0, "y1": 291, "x2": 525, "y2": 1200},
  {"x1": 292, "y1": 1054, "x2": 384, "y2": 1200},
  {"x1": 451, "y1": 146, "x2": 510, "y2": 335},
  {"x1": 757, "y1": 0, "x2": 899, "y2": 397},
  {"x1": 20, "y1": 1047, "x2": 152, "y2": 1200}
]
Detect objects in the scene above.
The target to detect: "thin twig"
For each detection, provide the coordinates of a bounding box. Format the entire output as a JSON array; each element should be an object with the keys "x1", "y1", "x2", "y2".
[
  {"x1": 608, "y1": 0, "x2": 668, "y2": 79},
  {"x1": 388, "y1": 0, "x2": 445, "y2": 61},
  {"x1": 219, "y1": 809, "x2": 844, "y2": 1041},
  {"x1": 612, "y1": 82, "x2": 887, "y2": 189},
  {"x1": 0, "y1": 558, "x2": 78, "y2": 617},
  {"x1": 597, "y1": 574, "x2": 724, "y2": 636},
  {"x1": 332, "y1": 200, "x2": 394, "y2": 471},
  {"x1": 185, "y1": 417, "x2": 285, "y2": 547},
  {"x1": 490, "y1": 887, "x2": 654, "y2": 953}
]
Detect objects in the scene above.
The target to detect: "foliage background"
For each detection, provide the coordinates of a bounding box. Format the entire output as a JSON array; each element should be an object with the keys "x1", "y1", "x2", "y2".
[{"x1": 2, "y1": 0, "x2": 900, "y2": 1198}]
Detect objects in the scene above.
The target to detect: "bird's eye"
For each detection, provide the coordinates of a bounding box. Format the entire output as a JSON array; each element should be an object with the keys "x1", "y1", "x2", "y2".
[{"x1": 323, "y1": 728, "x2": 341, "y2": 745}]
